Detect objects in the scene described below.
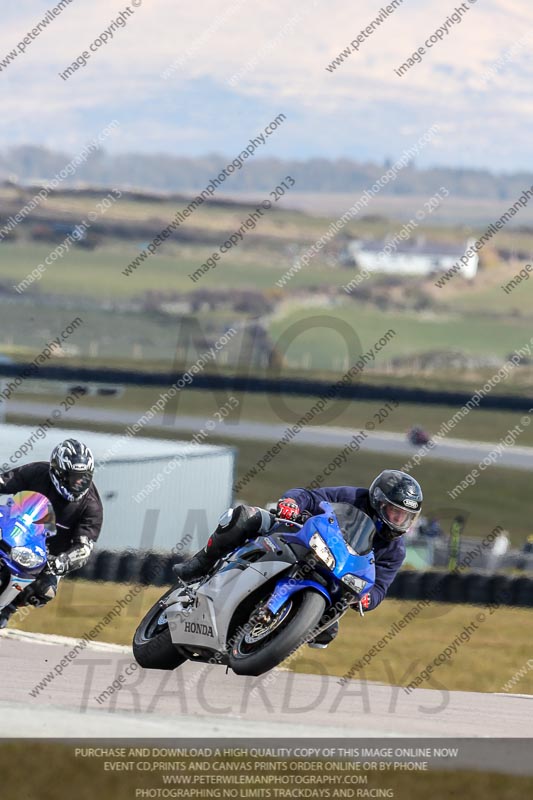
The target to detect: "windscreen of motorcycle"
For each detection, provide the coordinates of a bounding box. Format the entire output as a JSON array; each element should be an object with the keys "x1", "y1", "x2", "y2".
[
  {"x1": 0, "y1": 491, "x2": 57, "y2": 543},
  {"x1": 327, "y1": 503, "x2": 376, "y2": 555}
]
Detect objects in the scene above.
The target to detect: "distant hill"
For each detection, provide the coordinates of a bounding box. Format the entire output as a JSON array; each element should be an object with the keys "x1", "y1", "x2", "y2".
[{"x1": 1, "y1": 145, "x2": 532, "y2": 200}]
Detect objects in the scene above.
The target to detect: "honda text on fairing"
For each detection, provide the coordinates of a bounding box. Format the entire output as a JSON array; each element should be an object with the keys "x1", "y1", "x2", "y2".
[
  {"x1": 133, "y1": 502, "x2": 376, "y2": 677},
  {"x1": 0, "y1": 491, "x2": 56, "y2": 615}
]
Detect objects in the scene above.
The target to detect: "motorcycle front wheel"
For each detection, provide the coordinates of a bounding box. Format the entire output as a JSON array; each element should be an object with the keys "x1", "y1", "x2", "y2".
[
  {"x1": 228, "y1": 589, "x2": 326, "y2": 676},
  {"x1": 133, "y1": 587, "x2": 187, "y2": 670}
]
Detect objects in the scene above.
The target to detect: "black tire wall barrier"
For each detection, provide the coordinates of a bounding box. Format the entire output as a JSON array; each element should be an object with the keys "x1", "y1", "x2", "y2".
[
  {"x1": 2, "y1": 362, "x2": 533, "y2": 412},
  {"x1": 67, "y1": 550, "x2": 186, "y2": 588},
  {"x1": 387, "y1": 569, "x2": 533, "y2": 608},
  {"x1": 71, "y1": 553, "x2": 533, "y2": 608}
]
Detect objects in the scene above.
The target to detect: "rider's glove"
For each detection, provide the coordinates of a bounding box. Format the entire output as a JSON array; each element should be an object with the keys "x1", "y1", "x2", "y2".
[
  {"x1": 276, "y1": 497, "x2": 301, "y2": 522},
  {"x1": 48, "y1": 554, "x2": 69, "y2": 576},
  {"x1": 360, "y1": 593, "x2": 371, "y2": 610}
]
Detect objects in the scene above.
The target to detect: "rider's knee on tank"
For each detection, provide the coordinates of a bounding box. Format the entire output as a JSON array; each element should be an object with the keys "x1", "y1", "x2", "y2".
[
  {"x1": 206, "y1": 504, "x2": 273, "y2": 556},
  {"x1": 218, "y1": 504, "x2": 272, "y2": 533}
]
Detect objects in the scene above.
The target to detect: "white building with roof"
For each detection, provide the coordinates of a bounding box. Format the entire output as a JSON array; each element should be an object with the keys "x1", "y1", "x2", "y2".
[
  {"x1": 0, "y1": 424, "x2": 235, "y2": 554},
  {"x1": 348, "y1": 237, "x2": 479, "y2": 279}
]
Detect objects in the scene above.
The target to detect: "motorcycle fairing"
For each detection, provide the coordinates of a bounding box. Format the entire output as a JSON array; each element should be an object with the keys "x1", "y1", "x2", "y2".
[{"x1": 166, "y1": 549, "x2": 294, "y2": 652}]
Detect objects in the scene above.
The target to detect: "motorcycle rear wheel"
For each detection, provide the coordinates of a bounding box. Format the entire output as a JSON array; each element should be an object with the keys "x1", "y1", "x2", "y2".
[{"x1": 228, "y1": 590, "x2": 326, "y2": 676}]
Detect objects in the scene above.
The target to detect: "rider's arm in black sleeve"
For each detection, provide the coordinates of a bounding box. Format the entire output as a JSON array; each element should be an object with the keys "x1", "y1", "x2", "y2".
[
  {"x1": 59, "y1": 490, "x2": 103, "y2": 573},
  {"x1": 0, "y1": 464, "x2": 33, "y2": 494}
]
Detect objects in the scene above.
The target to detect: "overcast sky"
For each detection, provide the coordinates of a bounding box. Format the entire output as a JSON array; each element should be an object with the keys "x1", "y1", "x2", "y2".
[{"x1": 1, "y1": 0, "x2": 532, "y2": 170}]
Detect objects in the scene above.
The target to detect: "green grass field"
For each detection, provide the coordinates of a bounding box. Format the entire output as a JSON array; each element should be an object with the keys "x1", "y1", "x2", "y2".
[
  {"x1": 269, "y1": 303, "x2": 533, "y2": 369},
  {"x1": 12, "y1": 384, "x2": 533, "y2": 445},
  {"x1": 3, "y1": 240, "x2": 350, "y2": 297},
  {"x1": 3, "y1": 293, "x2": 533, "y2": 400}
]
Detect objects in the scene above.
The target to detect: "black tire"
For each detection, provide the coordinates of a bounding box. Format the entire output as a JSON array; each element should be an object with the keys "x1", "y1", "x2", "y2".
[
  {"x1": 228, "y1": 590, "x2": 326, "y2": 677},
  {"x1": 93, "y1": 550, "x2": 120, "y2": 583},
  {"x1": 140, "y1": 552, "x2": 168, "y2": 587},
  {"x1": 133, "y1": 588, "x2": 187, "y2": 670},
  {"x1": 116, "y1": 552, "x2": 142, "y2": 584}
]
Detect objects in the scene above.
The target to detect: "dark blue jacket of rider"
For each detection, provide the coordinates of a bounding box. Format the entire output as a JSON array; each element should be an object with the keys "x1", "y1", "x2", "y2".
[{"x1": 281, "y1": 486, "x2": 406, "y2": 611}]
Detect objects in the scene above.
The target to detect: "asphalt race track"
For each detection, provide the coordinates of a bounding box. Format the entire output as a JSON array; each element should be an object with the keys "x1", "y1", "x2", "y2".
[
  {"x1": 6, "y1": 400, "x2": 533, "y2": 470},
  {"x1": 3, "y1": 403, "x2": 533, "y2": 777},
  {"x1": 1, "y1": 630, "x2": 531, "y2": 760}
]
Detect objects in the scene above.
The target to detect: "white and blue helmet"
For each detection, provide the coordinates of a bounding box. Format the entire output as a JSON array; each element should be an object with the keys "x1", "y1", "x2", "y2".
[{"x1": 50, "y1": 439, "x2": 94, "y2": 501}]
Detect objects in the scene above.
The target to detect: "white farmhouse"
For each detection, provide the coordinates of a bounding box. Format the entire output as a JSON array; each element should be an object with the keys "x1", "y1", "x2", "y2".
[{"x1": 347, "y1": 237, "x2": 479, "y2": 279}]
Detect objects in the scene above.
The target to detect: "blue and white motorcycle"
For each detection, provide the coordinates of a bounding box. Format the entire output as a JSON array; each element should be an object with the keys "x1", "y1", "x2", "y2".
[
  {"x1": 134, "y1": 501, "x2": 376, "y2": 676},
  {"x1": 0, "y1": 491, "x2": 56, "y2": 617}
]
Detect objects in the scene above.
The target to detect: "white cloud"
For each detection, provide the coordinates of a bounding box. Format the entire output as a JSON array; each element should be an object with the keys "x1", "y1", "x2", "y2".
[{"x1": 1, "y1": 0, "x2": 532, "y2": 167}]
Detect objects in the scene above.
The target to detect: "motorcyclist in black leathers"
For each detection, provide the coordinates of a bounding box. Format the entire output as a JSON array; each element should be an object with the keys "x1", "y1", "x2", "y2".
[{"x1": 0, "y1": 438, "x2": 103, "y2": 627}]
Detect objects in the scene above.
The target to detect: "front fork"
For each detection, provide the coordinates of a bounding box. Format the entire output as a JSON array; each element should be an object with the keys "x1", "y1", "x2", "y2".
[
  {"x1": 259, "y1": 570, "x2": 358, "y2": 636},
  {"x1": 0, "y1": 572, "x2": 35, "y2": 611}
]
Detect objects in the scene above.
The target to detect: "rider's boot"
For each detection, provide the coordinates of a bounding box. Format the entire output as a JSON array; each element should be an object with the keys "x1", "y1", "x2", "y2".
[
  {"x1": 172, "y1": 550, "x2": 215, "y2": 583},
  {"x1": 308, "y1": 619, "x2": 339, "y2": 649},
  {"x1": 0, "y1": 604, "x2": 17, "y2": 630}
]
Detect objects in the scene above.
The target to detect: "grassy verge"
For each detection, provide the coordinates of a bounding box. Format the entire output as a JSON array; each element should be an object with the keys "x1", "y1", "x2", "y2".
[
  {"x1": 11, "y1": 579, "x2": 162, "y2": 646},
  {"x1": 11, "y1": 580, "x2": 533, "y2": 695},
  {"x1": 12, "y1": 384, "x2": 533, "y2": 445},
  {"x1": 296, "y1": 597, "x2": 533, "y2": 694}
]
